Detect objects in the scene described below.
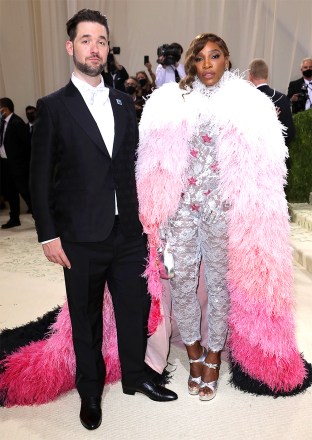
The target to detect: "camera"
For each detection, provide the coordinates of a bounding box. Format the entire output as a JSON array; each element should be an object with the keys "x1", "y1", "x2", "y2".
[
  {"x1": 157, "y1": 44, "x2": 181, "y2": 66},
  {"x1": 297, "y1": 83, "x2": 308, "y2": 101},
  {"x1": 111, "y1": 47, "x2": 120, "y2": 55}
]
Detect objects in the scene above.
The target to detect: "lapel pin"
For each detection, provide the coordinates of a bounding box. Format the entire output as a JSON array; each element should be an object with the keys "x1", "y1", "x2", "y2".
[{"x1": 116, "y1": 99, "x2": 122, "y2": 105}]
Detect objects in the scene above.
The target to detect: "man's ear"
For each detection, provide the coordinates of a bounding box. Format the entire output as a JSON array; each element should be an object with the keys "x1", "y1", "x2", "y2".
[{"x1": 66, "y1": 40, "x2": 73, "y2": 56}]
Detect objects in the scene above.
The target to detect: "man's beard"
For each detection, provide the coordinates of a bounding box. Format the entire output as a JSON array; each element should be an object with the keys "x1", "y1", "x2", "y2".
[{"x1": 73, "y1": 53, "x2": 105, "y2": 77}]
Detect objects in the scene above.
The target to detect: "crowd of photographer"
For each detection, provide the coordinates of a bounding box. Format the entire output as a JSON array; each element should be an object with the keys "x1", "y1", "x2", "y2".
[
  {"x1": 287, "y1": 57, "x2": 312, "y2": 113},
  {"x1": 102, "y1": 42, "x2": 185, "y2": 121},
  {"x1": 106, "y1": 44, "x2": 311, "y2": 120}
]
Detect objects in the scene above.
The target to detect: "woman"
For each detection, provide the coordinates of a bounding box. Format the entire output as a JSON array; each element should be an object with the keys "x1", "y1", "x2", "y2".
[
  {"x1": 136, "y1": 33, "x2": 312, "y2": 400},
  {"x1": 124, "y1": 76, "x2": 145, "y2": 122},
  {"x1": 136, "y1": 67, "x2": 155, "y2": 98}
]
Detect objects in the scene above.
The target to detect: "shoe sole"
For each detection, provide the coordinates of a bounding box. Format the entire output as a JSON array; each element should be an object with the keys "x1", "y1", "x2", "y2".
[
  {"x1": 188, "y1": 386, "x2": 200, "y2": 395},
  {"x1": 199, "y1": 392, "x2": 216, "y2": 401},
  {"x1": 80, "y1": 417, "x2": 102, "y2": 430},
  {"x1": 123, "y1": 388, "x2": 177, "y2": 402}
]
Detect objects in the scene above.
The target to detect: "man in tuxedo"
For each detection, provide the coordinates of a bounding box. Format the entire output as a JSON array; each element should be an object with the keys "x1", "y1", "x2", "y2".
[
  {"x1": 248, "y1": 59, "x2": 295, "y2": 146},
  {"x1": 25, "y1": 105, "x2": 37, "y2": 137},
  {"x1": 287, "y1": 57, "x2": 312, "y2": 114},
  {"x1": 30, "y1": 9, "x2": 177, "y2": 431},
  {"x1": 0, "y1": 97, "x2": 32, "y2": 228}
]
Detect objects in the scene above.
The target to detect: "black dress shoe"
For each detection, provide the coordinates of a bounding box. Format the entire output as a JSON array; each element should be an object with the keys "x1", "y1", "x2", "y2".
[
  {"x1": 79, "y1": 397, "x2": 102, "y2": 430},
  {"x1": 123, "y1": 379, "x2": 178, "y2": 402},
  {"x1": 1, "y1": 219, "x2": 21, "y2": 229}
]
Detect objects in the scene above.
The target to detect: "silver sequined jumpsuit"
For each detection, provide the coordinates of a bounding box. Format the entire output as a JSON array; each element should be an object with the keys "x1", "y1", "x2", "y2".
[{"x1": 166, "y1": 122, "x2": 229, "y2": 352}]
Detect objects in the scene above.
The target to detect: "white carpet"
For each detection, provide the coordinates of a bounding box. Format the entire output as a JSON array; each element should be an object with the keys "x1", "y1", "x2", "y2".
[{"x1": 1, "y1": 211, "x2": 312, "y2": 440}]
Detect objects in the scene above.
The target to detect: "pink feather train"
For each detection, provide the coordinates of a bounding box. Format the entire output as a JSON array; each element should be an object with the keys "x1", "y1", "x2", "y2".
[{"x1": 0, "y1": 287, "x2": 121, "y2": 407}]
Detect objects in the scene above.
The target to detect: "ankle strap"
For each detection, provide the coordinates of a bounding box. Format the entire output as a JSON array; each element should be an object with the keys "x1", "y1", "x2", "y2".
[
  {"x1": 189, "y1": 347, "x2": 207, "y2": 364},
  {"x1": 202, "y1": 361, "x2": 220, "y2": 369}
]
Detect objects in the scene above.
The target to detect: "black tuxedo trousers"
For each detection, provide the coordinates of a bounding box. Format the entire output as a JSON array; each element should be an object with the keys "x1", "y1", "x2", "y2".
[{"x1": 63, "y1": 219, "x2": 149, "y2": 398}]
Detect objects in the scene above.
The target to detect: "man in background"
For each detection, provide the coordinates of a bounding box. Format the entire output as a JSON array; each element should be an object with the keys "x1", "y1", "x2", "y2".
[
  {"x1": 25, "y1": 105, "x2": 37, "y2": 138},
  {"x1": 248, "y1": 59, "x2": 295, "y2": 146},
  {"x1": 155, "y1": 42, "x2": 185, "y2": 87},
  {"x1": 0, "y1": 97, "x2": 32, "y2": 228},
  {"x1": 287, "y1": 57, "x2": 312, "y2": 114}
]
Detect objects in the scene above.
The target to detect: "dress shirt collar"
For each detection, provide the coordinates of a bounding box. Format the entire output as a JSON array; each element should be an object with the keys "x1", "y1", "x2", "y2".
[
  {"x1": 4, "y1": 113, "x2": 13, "y2": 124},
  {"x1": 71, "y1": 73, "x2": 109, "y2": 105}
]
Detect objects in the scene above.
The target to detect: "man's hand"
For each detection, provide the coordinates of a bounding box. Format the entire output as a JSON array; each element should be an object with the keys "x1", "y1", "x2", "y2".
[
  {"x1": 42, "y1": 238, "x2": 71, "y2": 269},
  {"x1": 157, "y1": 55, "x2": 166, "y2": 67},
  {"x1": 291, "y1": 93, "x2": 300, "y2": 102}
]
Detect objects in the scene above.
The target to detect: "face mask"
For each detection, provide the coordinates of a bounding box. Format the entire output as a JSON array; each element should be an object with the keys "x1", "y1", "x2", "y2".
[
  {"x1": 125, "y1": 86, "x2": 136, "y2": 95},
  {"x1": 138, "y1": 78, "x2": 147, "y2": 87},
  {"x1": 302, "y1": 69, "x2": 312, "y2": 78}
]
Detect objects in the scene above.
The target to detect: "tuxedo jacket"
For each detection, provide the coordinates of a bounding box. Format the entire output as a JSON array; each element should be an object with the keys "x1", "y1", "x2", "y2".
[
  {"x1": 30, "y1": 81, "x2": 143, "y2": 243},
  {"x1": 258, "y1": 84, "x2": 295, "y2": 145},
  {"x1": 2, "y1": 113, "x2": 31, "y2": 179},
  {"x1": 287, "y1": 77, "x2": 307, "y2": 113}
]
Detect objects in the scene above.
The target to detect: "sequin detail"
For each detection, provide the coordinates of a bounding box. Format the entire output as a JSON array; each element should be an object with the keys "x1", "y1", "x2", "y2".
[{"x1": 165, "y1": 123, "x2": 229, "y2": 350}]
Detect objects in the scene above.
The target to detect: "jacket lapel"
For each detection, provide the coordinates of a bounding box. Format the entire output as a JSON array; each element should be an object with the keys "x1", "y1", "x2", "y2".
[
  {"x1": 60, "y1": 81, "x2": 110, "y2": 157},
  {"x1": 109, "y1": 89, "x2": 127, "y2": 158}
]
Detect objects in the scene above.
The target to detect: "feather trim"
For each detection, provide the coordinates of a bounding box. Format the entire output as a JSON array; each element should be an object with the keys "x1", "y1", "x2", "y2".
[
  {"x1": 0, "y1": 287, "x2": 120, "y2": 407},
  {"x1": 137, "y1": 83, "x2": 194, "y2": 229},
  {"x1": 229, "y1": 354, "x2": 312, "y2": 397},
  {"x1": 0, "y1": 307, "x2": 60, "y2": 363}
]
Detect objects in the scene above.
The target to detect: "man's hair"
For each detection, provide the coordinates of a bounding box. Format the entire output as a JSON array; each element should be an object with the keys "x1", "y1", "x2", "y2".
[
  {"x1": 0, "y1": 97, "x2": 14, "y2": 113},
  {"x1": 170, "y1": 42, "x2": 183, "y2": 55},
  {"x1": 66, "y1": 9, "x2": 109, "y2": 41},
  {"x1": 301, "y1": 57, "x2": 312, "y2": 68},
  {"x1": 25, "y1": 105, "x2": 36, "y2": 112},
  {"x1": 249, "y1": 58, "x2": 269, "y2": 80},
  {"x1": 125, "y1": 76, "x2": 138, "y2": 85}
]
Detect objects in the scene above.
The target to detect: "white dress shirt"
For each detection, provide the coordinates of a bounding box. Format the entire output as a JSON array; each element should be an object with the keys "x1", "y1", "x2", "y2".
[
  {"x1": 155, "y1": 63, "x2": 186, "y2": 88},
  {"x1": 71, "y1": 73, "x2": 115, "y2": 156},
  {"x1": 304, "y1": 78, "x2": 312, "y2": 110}
]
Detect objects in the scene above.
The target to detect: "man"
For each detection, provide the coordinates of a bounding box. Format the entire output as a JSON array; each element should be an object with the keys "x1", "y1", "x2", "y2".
[
  {"x1": 155, "y1": 42, "x2": 185, "y2": 87},
  {"x1": 248, "y1": 58, "x2": 295, "y2": 146},
  {"x1": 0, "y1": 97, "x2": 32, "y2": 228},
  {"x1": 25, "y1": 105, "x2": 37, "y2": 137},
  {"x1": 30, "y1": 8, "x2": 177, "y2": 432},
  {"x1": 287, "y1": 57, "x2": 312, "y2": 114},
  {"x1": 101, "y1": 52, "x2": 129, "y2": 92}
]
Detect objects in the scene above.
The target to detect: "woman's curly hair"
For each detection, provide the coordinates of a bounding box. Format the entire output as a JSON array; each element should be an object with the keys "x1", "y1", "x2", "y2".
[{"x1": 180, "y1": 33, "x2": 230, "y2": 90}]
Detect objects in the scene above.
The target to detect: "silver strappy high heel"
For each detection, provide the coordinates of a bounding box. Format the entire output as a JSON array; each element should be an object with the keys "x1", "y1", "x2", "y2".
[
  {"x1": 188, "y1": 348, "x2": 207, "y2": 395},
  {"x1": 199, "y1": 361, "x2": 220, "y2": 401}
]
